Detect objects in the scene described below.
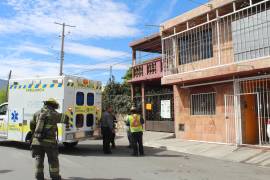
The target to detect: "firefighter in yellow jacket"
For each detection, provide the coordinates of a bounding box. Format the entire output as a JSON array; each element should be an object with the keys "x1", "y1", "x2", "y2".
[
  {"x1": 126, "y1": 106, "x2": 145, "y2": 156},
  {"x1": 30, "y1": 98, "x2": 69, "y2": 180}
]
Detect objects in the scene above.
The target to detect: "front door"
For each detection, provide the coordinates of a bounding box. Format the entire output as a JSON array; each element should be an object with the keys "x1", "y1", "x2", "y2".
[
  {"x1": 241, "y1": 94, "x2": 259, "y2": 145},
  {"x1": 7, "y1": 108, "x2": 24, "y2": 141}
]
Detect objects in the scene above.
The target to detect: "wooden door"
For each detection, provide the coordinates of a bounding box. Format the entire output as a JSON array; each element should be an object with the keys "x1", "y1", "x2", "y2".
[{"x1": 241, "y1": 94, "x2": 259, "y2": 144}]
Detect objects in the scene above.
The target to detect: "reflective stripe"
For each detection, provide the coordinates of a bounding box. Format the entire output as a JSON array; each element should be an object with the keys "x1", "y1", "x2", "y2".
[
  {"x1": 44, "y1": 124, "x2": 55, "y2": 129},
  {"x1": 42, "y1": 139, "x2": 56, "y2": 143},
  {"x1": 49, "y1": 167, "x2": 59, "y2": 173}
]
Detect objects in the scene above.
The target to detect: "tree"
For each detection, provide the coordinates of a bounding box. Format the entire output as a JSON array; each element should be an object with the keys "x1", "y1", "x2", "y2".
[
  {"x1": 122, "y1": 68, "x2": 132, "y2": 84},
  {"x1": 102, "y1": 71, "x2": 132, "y2": 114},
  {"x1": 0, "y1": 88, "x2": 7, "y2": 104}
]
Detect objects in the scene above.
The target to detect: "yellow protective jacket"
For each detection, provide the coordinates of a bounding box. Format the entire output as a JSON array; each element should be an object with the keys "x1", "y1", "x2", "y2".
[{"x1": 127, "y1": 114, "x2": 144, "y2": 133}]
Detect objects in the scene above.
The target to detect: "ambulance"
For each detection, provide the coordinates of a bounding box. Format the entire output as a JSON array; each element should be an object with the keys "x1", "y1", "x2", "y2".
[{"x1": 0, "y1": 75, "x2": 102, "y2": 147}]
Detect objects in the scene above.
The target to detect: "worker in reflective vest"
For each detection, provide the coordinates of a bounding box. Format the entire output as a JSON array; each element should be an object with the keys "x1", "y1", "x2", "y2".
[{"x1": 126, "y1": 106, "x2": 144, "y2": 156}]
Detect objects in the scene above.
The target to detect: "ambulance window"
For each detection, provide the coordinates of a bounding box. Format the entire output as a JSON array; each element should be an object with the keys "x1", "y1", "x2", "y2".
[
  {"x1": 76, "y1": 114, "x2": 84, "y2": 128},
  {"x1": 86, "y1": 114, "x2": 94, "y2": 127},
  {"x1": 76, "y1": 92, "x2": 84, "y2": 106},
  {"x1": 87, "y1": 93, "x2": 94, "y2": 106},
  {"x1": 0, "y1": 104, "x2": 7, "y2": 115}
]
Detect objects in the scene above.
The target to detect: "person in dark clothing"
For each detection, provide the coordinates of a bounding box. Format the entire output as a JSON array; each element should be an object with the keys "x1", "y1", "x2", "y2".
[
  {"x1": 110, "y1": 114, "x2": 117, "y2": 148},
  {"x1": 126, "y1": 106, "x2": 145, "y2": 156},
  {"x1": 125, "y1": 114, "x2": 132, "y2": 148},
  {"x1": 100, "y1": 105, "x2": 114, "y2": 154}
]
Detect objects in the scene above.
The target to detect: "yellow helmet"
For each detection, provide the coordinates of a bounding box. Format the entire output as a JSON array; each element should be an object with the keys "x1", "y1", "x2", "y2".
[{"x1": 44, "y1": 98, "x2": 59, "y2": 106}]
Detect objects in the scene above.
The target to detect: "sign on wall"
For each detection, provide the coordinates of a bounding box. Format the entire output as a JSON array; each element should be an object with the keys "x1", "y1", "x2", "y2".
[
  {"x1": 161, "y1": 100, "x2": 171, "y2": 119},
  {"x1": 146, "y1": 104, "x2": 152, "y2": 110}
]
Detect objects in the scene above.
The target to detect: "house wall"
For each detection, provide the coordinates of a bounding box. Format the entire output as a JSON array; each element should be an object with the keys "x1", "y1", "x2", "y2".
[{"x1": 174, "y1": 82, "x2": 234, "y2": 142}]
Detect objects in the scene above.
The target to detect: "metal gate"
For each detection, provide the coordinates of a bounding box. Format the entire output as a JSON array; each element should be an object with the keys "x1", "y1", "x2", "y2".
[
  {"x1": 145, "y1": 93, "x2": 174, "y2": 122},
  {"x1": 224, "y1": 95, "x2": 237, "y2": 144},
  {"x1": 238, "y1": 77, "x2": 270, "y2": 146}
]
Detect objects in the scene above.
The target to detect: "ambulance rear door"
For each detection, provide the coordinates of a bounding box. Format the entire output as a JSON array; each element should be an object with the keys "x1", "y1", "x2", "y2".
[{"x1": 74, "y1": 88, "x2": 96, "y2": 139}]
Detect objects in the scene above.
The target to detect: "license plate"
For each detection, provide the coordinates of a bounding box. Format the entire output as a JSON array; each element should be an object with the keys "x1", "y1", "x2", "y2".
[
  {"x1": 75, "y1": 132, "x2": 85, "y2": 139},
  {"x1": 66, "y1": 134, "x2": 74, "y2": 140}
]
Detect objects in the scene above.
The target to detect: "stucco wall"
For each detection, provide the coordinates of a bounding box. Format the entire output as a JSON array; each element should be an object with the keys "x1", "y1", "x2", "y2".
[{"x1": 173, "y1": 82, "x2": 234, "y2": 143}]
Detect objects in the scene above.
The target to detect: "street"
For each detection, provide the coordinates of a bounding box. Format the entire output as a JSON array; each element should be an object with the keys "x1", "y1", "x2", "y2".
[{"x1": 0, "y1": 135, "x2": 269, "y2": 180}]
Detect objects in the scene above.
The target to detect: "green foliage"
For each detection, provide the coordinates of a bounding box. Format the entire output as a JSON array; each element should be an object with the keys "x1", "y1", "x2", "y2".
[
  {"x1": 102, "y1": 74, "x2": 132, "y2": 114},
  {"x1": 0, "y1": 88, "x2": 7, "y2": 104},
  {"x1": 122, "y1": 68, "x2": 132, "y2": 83}
]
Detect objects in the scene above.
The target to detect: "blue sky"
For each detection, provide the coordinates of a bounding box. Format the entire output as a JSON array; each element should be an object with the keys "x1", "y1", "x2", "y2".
[{"x1": 0, "y1": 0, "x2": 208, "y2": 84}]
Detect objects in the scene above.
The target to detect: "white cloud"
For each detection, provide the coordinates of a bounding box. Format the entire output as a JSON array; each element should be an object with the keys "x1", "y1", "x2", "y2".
[
  {"x1": 15, "y1": 44, "x2": 52, "y2": 55},
  {"x1": 1, "y1": 0, "x2": 139, "y2": 38},
  {"x1": 0, "y1": 58, "x2": 130, "y2": 79},
  {"x1": 65, "y1": 42, "x2": 129, "y2": 59}
]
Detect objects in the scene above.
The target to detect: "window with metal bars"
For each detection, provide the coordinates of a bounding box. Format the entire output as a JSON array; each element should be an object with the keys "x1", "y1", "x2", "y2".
[
  {"x1": 190, "y1": 92, "x2": 216, "y2": 115},
  {"x1": 178, "y1": 28, "x2": 213, "y2": 65},
  {"x1": 232, "y1": 2, "x2": 270, "y2": 62}
]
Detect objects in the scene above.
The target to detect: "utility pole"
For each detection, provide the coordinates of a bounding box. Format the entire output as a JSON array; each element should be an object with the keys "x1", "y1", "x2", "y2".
[
  {"x1": 5, "y1": 70, "x2": 12, "y2": 102},
  {"x1": 109, "y1": 65, "x2": 113, "y2": 81},
  {"x1": 54, "y1": 22, "x2": 75, "y2": 76}
]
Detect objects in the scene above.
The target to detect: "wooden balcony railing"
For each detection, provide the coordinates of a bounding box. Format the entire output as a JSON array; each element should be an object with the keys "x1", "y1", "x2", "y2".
[{"x1": 131, "y1": 57, "x2": 162, "y2": 82}]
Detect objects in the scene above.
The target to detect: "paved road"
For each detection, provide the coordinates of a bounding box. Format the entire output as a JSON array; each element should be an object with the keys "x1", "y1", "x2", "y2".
[{"x1": 0, "y1": 135, "x2": 269, "y2": 180}]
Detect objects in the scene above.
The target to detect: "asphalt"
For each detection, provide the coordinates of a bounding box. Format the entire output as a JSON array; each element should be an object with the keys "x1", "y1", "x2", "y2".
[{"x1": 0, "y1": 133, "x2": 269, "y2": 180}]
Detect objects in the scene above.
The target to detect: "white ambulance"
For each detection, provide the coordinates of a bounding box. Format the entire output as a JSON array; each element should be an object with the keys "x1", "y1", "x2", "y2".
[{"x1": 0, "y1": 75, "x2": 102, "y2": 147}]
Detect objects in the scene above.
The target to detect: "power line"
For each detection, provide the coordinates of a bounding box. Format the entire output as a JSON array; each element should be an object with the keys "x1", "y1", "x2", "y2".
[{"x1": 54, "y1": 22, "x2": 76, "y2": 76}]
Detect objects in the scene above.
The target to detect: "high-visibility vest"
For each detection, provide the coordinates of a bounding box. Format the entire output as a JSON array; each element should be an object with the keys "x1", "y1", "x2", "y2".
[{"x1": 128, "y1": 114, "x2": 143, "y2": 133}]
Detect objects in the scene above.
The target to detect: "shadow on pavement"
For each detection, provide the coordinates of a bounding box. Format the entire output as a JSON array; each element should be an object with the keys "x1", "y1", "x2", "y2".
[
  {"x1": 0, "y1": 141, "x2": 30, "y2": 150},
  {"x1": 66, "y1": 178, "x2": 131, "y2": 180},
  {"x1": 0, "y1": 170, "x2": 13, "y2": 174},
  {"x1": 0, "y1": 140, "x2": 184, "y2": 158},
  {"x1": 60, "y1": 144, "x2": 183, "y2": 158}
]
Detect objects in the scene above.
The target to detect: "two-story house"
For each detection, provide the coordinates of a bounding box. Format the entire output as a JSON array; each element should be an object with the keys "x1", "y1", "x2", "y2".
[
  {"x1": 161, "y1": 0, "x2": 270, "y2": 147},
  {"x1": 129, "y1": 33, "x2": 174, "y2": 132}
]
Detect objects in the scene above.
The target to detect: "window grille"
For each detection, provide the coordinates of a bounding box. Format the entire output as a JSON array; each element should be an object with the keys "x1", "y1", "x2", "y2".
[
  {"x1": 179, "y1": 28, "x2": 213, "y2": 65},
  {"x1": 190, "y1": 92, "x2": 216, "y2": 115}
]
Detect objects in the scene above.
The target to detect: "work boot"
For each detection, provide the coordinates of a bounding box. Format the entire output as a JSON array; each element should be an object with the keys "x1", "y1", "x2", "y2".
[{"x1": 52, "y1": 175, "x2": 61, "y2": 180}]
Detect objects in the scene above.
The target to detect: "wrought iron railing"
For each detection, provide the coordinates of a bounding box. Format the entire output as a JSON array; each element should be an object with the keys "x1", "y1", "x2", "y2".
[
  {"x1": 132, "y1": 57, "x2": 162, "y2": 81},
  {"x1": 162, "y1": 0, "x2": 270, "y2": 76}
]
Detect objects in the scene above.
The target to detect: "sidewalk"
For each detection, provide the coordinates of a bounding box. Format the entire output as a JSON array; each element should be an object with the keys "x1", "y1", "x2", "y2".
[{"x1": 143, "y1": 131, "x2": 270, "y2": 168}]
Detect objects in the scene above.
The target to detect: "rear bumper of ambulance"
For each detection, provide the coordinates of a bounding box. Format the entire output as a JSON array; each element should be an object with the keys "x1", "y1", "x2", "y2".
[{"x1": 63, "y1": 130, "x2": 94, "y2": 143}]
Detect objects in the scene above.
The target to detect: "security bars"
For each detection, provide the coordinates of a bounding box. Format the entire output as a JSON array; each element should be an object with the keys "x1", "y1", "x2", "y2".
[{"x1": 162, "y1": 0, "x2": 270, "y2": 76}]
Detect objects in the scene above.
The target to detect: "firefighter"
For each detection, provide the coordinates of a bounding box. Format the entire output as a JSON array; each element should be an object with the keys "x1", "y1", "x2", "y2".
[
  {"x1": 30, "y1": 98, "x2": 69, "y2": 180},
  {"x1": 126, "y1": 106, "x2": 145, "y2": 156}
]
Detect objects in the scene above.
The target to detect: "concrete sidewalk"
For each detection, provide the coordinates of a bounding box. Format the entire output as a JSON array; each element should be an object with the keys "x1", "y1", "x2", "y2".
[{"x1": 143, "y1": 131, "x2": 270, "y2": 168}]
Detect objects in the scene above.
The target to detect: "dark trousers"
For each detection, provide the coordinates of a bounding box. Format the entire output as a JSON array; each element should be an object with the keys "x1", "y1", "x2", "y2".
[
  {"x1": 131, "y1": 132, "x2": 144, "y2": 155},
  {"x1": 127, "y1": 130, "x2": 132, "y2": 146},
  {"x1": 111, "y1": 132, "x2": 116, "y2": 147},
  {"x1": 31, "y1": 145, "x2": 61, "y2": 180},
  {"x1": 101, "y1": 127, "x2": 112, "y2": 153}
]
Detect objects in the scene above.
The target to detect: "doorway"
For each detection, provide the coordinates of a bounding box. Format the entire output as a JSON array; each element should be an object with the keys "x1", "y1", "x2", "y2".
[{"x1": 240, "y1": 93, "x2": 259, "y2": 145}]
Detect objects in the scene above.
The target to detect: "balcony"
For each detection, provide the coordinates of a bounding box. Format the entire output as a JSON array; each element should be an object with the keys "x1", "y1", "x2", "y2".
[
  {"x1": 131, "y1": 57, "x2": 162, "y2": 82},
  {"x1": 161, "y1": 0, "x2": 270, "y2": 84}
]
